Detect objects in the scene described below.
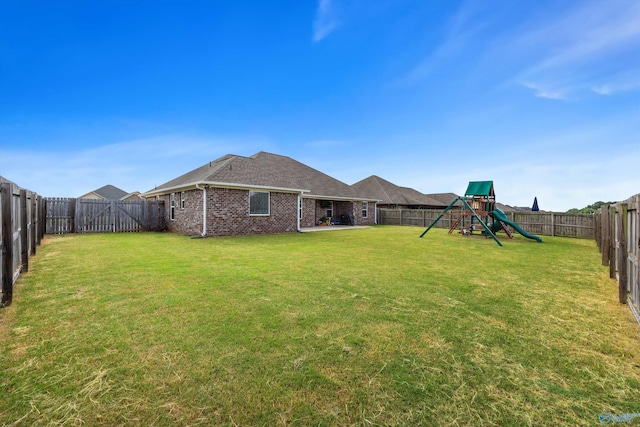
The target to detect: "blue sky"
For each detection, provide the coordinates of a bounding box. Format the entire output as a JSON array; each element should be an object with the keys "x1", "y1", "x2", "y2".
[{"x1": 1, "y1": 0, "x2": 638, "y2": 211}]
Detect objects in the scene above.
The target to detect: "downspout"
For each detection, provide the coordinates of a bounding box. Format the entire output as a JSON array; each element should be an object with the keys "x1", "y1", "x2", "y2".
[
  {"x1": 375, "y1": 202, "x2": 378, "y2": 224},
  {"x1": 297, "y1": 193, "x2": 301, "y2": 232},
  {"x1": 195, "y1": 184, "x2": 207, "y2": 237}
]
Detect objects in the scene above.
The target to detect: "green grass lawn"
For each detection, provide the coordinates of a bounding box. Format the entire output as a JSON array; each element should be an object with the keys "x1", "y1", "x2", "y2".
[{"x1": 1, "y1": 226, "x2": 639, "y2": 426}]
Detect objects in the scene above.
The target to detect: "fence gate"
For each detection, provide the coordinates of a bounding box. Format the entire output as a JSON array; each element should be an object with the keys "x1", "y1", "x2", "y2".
[{"x1": 45, "y1": 198, "x2": 165, "y2": 234}]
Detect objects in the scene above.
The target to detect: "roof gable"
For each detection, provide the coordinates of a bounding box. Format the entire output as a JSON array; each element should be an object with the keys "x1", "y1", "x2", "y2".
[
  {"x1": 146, "y1": 152, "x2": 376, "y2": 200},
  {"x1": 83, "y1": 185, "x2": 128, "y2": 199},
  {"x1": 150, "y1": 154, "x2": 305, "y2": 193},
  {"x1": 250, "y1": 152, "x2": 360, "y2": 199}
]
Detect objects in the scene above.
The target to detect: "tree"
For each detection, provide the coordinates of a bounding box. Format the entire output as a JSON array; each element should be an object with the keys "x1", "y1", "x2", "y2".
[{"x1": 566, "y1": 201, "x2": 617, "y2": 214}]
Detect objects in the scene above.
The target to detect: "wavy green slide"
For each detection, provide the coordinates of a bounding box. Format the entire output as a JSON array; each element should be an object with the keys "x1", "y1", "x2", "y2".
[{"x1": 490, "y1": 209, "x2": 542, "y2": 243}]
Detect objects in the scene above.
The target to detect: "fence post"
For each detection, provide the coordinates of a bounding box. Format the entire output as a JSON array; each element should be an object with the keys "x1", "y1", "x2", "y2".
[
  {"x1": 111, "y1": 199, "x2": 117, "y2": 232},
  {"x1": 602, "y1": 205, "x2": 610, "y2": 267},
  {"x1": 39, "y1": 197, "x2": 46, "y2": 239},
  {"x1": 70, "y1": 198, "x2": 77, "y2": 233},
  {"x1": 594, "y1": 211, "x2": 601, "y2": 251},
  {"x1": 30, "y1": 193, "x2": 37, "y2": 255},
  {"x1": 1, "y1": 182, "x2": 13, "y2": 307},
  {"x1": 20, "y1": 190, "x2": 28, "y2": 273},
  {"x1": 609, "y1": 206, "x2": 616, "y2": 279},
  {"x1": 145, "y1": 199, "x2": 152, "y2": 231},
  {"x1": 618, "y1": 203, "x2": 628, "y2": 303}
]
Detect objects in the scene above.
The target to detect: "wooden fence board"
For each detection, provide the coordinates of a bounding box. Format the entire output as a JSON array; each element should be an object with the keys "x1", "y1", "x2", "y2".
[
  {"x1": 44, "y1": 198, "x2": 165, "y2": 234},
  {"x1": 0, "y1": 177, "x2": 44, "y2": 307},
  {"x1": 1, "y1": 182, "x2": 13, "y2": 306},
  {"x1": 378, "y1": 208, "x2": 595, "y2": 238},
  {"x1": 595, "y1": 194, "x2": 640, "y2": 323}
]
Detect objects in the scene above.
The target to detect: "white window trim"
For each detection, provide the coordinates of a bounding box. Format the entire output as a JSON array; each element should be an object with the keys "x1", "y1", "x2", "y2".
[
  {"x1": 362, "y1": 201, "x2": 368, "y2": 218},
  {"x1": 170, "y1": 193, "x2": 176, "y2": 221},
  {"x1": 180, "y1": 192, "x2": 186, "y2": 209},
  {"x1": 249, "y1": 191, "x2": 270, "y2": 216}
]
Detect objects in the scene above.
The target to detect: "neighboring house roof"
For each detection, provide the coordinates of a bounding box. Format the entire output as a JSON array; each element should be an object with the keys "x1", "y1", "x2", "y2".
[
  {"x1": 121, "y1": 191, "x2": 143, "y2": 200},
  {"x1": 424, "y1": 192, "x2": 462, "y2": 207},
  {"x1": 79, "y1": 185, "x2": 129, "y2": 200},
  {"x1": 352, "y1": 175, "x2": 445, "y2": 207},
  {"x1": 495, "y1": 202, "x2": 517, "y2": 212},
  {"x1": 144, "y1": 151, "x2": 376, "y2": 201}
]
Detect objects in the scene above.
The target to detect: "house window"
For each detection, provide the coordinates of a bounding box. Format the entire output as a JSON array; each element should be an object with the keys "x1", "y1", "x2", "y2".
[
  {"x1": 326, "y1": 201, "x2": 333, "y2": 219},
  {"x1": 249, "y1": 191, "x2": 270, "y2": 215},
  {"x1": 170, "y1": 193, "x2": 175, "y2": 220},
  {"x1": 362, "y1": 201, "x2": 368, "y2": 218},
  {"x1": 299, "y1": 197, "x2": 303, "y2": 220},
  {"x1": 180, "y1": 192, "x2": 186, "y2": 209}
]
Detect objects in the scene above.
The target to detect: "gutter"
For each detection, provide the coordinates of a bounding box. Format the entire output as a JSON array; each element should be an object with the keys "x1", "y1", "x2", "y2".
[
  {"x1": 303, "y1": 194, "x2": 382, "y2": 203},
  {"x1": 143, "y1": 181, "x2": 309, "y2": 198}
]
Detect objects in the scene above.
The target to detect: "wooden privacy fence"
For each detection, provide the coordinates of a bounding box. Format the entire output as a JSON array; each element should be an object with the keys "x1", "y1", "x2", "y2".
[
  {"x1": 45, "y1": 198, "x2": 166, "y2": 234},
  {"x1": 1, "y1": 177, "x2": 45, "y2": 307},
  {"x1": 595, "y1": 194, "x2": 640, "y2": 322},
  {"x1": 378, "y1": 208, "x2": 595, "y2": 238}
]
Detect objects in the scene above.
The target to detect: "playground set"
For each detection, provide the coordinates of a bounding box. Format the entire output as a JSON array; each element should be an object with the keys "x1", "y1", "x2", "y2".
[{"x1": 419, "y1": 181, "x2": 542, "y2": 246}]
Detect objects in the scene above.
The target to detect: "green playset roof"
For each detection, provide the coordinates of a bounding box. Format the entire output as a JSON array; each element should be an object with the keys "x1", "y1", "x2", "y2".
[{"x1": 465, "y1": 181, "x2": 494, "y2": 197}]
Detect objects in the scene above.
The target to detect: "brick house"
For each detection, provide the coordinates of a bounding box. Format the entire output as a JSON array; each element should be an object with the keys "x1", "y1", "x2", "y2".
[
  {"x1": 352, "y1": 175, "x2": 448, "y2": 209},
  {"x1": 142, "y1": 152, "x2": 378, "y2": 237}
]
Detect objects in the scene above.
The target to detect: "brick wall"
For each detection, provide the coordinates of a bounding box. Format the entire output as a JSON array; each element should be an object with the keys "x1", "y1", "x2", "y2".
[
  {"x1": 161, "y1": 189, "x2": 376, "y2": 236},
  {"x1": 301, "y1": 198, "x2": 317, "y2": 227},
  {"x1": 160, "y1": 189, "x2": 204, "y2": 235},
  {"x1": 206, "y1": 188, "x2": 298, "y2": 236},
  {"x1": 160, "y1": 188, "x2": 298, "y2": 237},
  {"x1": 350, "y1": 200, "x2": 375, "y2": 226}
]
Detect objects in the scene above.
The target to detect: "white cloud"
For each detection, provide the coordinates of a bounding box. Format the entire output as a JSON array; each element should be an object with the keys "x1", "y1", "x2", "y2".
[
  {"x1": 591, "y1": 70, "x2": 640, "y2": 95},
  {"x1": 520, "y1": 81, "x2": 570, "y2": 101},
  {"x1": 0, "y1": 134, "x2": 273, "y2": 197},
  {"x1": 313, "y1": 0, "x2": 339, "y2": 42},
  {"x1": 399, "y1": 1, "x2": 488, "y2": 85},
  {"x1": 515, "y1": 0, "x2": 640, "y2": 99}
]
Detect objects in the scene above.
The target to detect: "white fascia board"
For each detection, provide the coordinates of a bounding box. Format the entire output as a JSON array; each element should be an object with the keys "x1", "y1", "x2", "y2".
[{"x1": 142, "y1": 181, "x2": 309, "y2": 197}]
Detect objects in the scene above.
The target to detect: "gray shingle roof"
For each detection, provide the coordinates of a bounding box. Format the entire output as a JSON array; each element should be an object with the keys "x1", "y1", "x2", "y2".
[
  {"x1": 352, "y1": 175, "x2": 446, "y2": 207},
  {"x1": 152, "y1": 154, "x2": 302, "y2": 191},
  {"x1": 424, "y1": 192, "x2": 462, "y2": 207},
  {"x1": 93, "y1": 185, "x2": 128, "y2": 199},
  {"x1": 249, "y1": 152, "x2": 362, "y2": 199},
  {"x1": 147, "y1": 152, "x2": 374, "y2": 200}
]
